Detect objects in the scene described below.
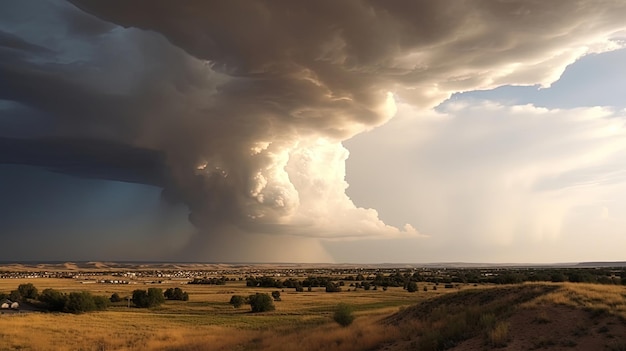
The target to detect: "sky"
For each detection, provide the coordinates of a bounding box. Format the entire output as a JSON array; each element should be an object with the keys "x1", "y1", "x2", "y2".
[{"x1": 1, "y1": 0, "x2": 625, "y2": 263}]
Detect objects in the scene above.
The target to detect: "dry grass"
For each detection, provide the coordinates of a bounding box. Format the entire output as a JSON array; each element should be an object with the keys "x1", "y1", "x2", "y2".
[
  {"x1": 523, "y1": 282, "x2": 626, "y2": 320},
  {"x1": 487, "y1": 321, "x2": 510, "y2": 347},
  {"x1": 4, "y1": 278, "x2": 624, "y2": 351},
  {"x1": 0, "y1": 278, "x2": 435, "y2": 350}
]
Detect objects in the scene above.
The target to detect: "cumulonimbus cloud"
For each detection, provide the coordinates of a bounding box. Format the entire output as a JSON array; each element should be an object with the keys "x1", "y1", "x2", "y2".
[{"x1": 1, "y1": 0, "x2": 626, "y2": 246}]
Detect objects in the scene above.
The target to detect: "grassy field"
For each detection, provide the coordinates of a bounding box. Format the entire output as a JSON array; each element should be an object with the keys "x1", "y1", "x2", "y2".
[
  {"x1": 0, "y1": 278, "x2": 449, "y2": 351},
  {"x1": 2, "y1": 279, "x2": 625, "y2": 350}
]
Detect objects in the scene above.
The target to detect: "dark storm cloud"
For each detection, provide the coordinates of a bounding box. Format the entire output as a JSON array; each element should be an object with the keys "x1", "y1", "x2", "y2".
[
  {"x1": 0, "y1": 137, "x2": 167, "y2": 186},
  {"x1": 0, "y1": 30, "x2": 51, "y2": 55},
  {"x1": 2, "y1": 0, "x2": 626, "y2": 248}
]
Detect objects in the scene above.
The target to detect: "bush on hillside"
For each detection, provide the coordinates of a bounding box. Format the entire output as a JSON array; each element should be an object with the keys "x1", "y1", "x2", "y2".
[
  {"x1": 333, "y1": 303, "x2": 355, "y2": 327},
  {"x1": 248, "y1": 293, "x2": 275, "y2": 313}
]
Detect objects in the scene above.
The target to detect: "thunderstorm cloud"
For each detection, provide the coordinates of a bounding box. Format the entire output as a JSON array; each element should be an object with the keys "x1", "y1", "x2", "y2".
[{"x1": 1, "y1": 0, "x2": 626, "y2": 261}]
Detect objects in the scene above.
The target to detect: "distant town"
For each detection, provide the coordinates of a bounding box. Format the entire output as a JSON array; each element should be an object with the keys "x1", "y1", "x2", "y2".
[{"x1": 1, "y1": 262, "x2": 626, "y2": 286}]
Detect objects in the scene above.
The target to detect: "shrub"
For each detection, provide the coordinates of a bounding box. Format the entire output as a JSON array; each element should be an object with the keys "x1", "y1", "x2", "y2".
[
  {"x1": 248, "y1": 293, "x2": 275, "y2": 313},
  {"x1": 229, "y1": 295, "x2": 246, "y2": 308},
  {"x1": 271, "y1": 291, "x2": 281, "y2": 301},
  {"x1": 333, "y1": 303, "x2": 355, "y2": 327},
  {"x1": 407, "y1": 281, "x2": 418, "y2": 292},
  {"x1": 110, "y1": 293, "x2": 122, "y2": 303}
]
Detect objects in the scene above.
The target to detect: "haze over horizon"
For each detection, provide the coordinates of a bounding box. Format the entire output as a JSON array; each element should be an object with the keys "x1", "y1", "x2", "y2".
[{"x1": 1, "y1": 0, "x2": 626, "y2": 264}]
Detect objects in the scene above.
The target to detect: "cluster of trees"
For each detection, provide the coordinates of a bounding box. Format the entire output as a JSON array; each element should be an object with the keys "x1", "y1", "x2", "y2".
[
  {"x1": 229, "y1": 293, "x2": 276, "y2": 312},
  {"x1": 189, "y1": 277, "x2": 228, "y2": 285},
  {"x1": 0, "y1": 282, "x2": 40, "y2": 302},
  {"x1": 132, "y1": 288, "x2": 165, "y2": 308},
  {"x1": 435, "y1": 268, "x2": 626, "y2": 285},
  {"x1": 242, "y1": 275, "x2": 422, "y2": 293},
  {"x1": 0, "y1": 283, "x2": 109, "y2": 314},
  {"x1": 164, "y1": 287, "x2": 189, "y2": 301},
  {"x1": 129, "y1": 287, "x2": 190, "y2": 307},
  {"x1": 242, "y1": 267, "x2": 626, "y2": 294},
  {"x1": 1, "y1": 284, "x2": 192, "y2": 311},
  {"x1": 246, "y1": 276, "x2": 344, "y2": 290},
  {"x1": 246, "y1": 276, "x2": 284, "y2": 288}
]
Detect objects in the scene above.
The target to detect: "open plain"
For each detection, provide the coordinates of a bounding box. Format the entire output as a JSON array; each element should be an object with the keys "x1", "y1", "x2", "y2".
[{"x1": 1, "y1": 263, "x2": 626, "y2": 350}]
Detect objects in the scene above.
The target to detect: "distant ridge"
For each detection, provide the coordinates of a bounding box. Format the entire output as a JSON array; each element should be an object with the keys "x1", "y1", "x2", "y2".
[
  {"x1": 1, "y1": 261, "x2": 625, "y2": 270},
  {"x1": 576, "y1": 261, "x2": 626, "y2": 267}
]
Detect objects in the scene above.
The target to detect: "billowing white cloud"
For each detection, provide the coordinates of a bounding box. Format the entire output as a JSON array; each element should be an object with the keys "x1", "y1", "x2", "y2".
[
  {"x1": 345, "y1": 101, "x2": 626, "y2": 262},
  {"x1": 3, "y1": 0, "x2": 626, "y2": 261}
]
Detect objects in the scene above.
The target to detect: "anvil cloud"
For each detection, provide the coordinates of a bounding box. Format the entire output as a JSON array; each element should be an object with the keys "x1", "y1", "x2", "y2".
[{"x1": 1, "y1": 0, "x2": 625, "y2": 262}]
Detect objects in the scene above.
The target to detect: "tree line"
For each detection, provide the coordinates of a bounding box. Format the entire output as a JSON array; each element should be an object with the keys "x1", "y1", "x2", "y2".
[{"x1": 1, "y1": 283, "x2": 191, "y2": 313}]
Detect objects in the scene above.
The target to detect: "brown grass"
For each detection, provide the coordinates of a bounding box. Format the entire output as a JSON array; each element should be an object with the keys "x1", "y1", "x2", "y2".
[
  {"x1": 487, "y1": 321, "x2": 510, "y2": 347},
  {"x1": 0, "y1": 278, "x2": 435, "y2": 351},
  {"x1": 523, "y1": 282, "x2": 626, "y2": 320},
  {"x1": 3, "y1": 279, "x2": 625, "y2": 351}
]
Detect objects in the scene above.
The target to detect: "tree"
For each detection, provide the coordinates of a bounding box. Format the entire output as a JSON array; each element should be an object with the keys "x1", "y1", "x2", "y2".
[
  {"x1": 248, "y1": 293, "x2": 275, "y2": 313},
  {"x1": 17, "y1": 283, "x2": 38, "y2": 300},
  {"x1": 229, "y1": 295, "x2": 246, "y2": 308},
  {"x1": 407, "y1": 281, "x2": 418, "y2": 293},
  {"x1": 9, "y1": 290, "x2": 21, "y2": 302},
  {"x1": 38, "y1": 288, "x2": 67, "y2": 311},
  {"x1": 110, "y1": 293, "x2": 122, "y2": 303},
  {"x1": 164, "y1": 287, "x2": 189, "y2": 301},
  {"x1": 93, "y1": 295, "x2": 110, "y2": 310},
  {"x1": 64, "y1": 291, "x2": 108, "y2": 314},
  {"x1": 271, "y1": 291, "x2": 281, "y2": 301},
  {"x1": 132, "y1": 288, "x2": 165, "y2": 308},
  {"x1": 326, "y1": 282, "x2": 341, "y2": 293},
  {"x1": 333, "y1": 303, "x2": 355, "y2": 327},
  {"x1": 65, "y1": 292, "x2": 97, "y2": 314}
]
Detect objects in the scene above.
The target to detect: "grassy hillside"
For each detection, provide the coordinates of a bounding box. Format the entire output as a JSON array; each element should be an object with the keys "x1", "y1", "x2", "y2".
[{"x1": 380, "y1": 283, "x2": 626, "y2": 351}]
